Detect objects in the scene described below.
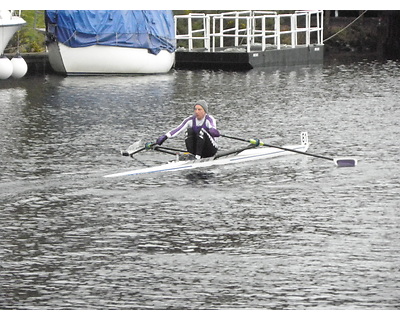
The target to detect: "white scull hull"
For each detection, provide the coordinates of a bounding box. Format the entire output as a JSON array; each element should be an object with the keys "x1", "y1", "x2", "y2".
[{"x1": 105, "y1": 135, "x2": 310, "y2": 178}]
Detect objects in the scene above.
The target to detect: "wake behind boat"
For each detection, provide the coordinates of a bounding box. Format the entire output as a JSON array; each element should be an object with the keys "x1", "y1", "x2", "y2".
[{"x1": 104, "y1": 132, "x2": 311, "y2": 178}]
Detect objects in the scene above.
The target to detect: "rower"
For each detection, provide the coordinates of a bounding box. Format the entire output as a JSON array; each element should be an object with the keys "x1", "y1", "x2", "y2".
[{"x1": 155, "y1": 100, "x2": 220, "y2": 159}]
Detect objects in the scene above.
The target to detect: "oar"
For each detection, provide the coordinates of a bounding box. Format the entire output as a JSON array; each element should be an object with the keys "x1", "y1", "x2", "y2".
[
  {"x1": 214, "y1": 145, "x2": 256, "y2": 159},
  {"x1": 221, "y1": 134, "x2": 357, "y2": 167},
  {"x1": 121, "y1": 140, "x2": 146, "y2": 157},
  {"x1": 121, "y1": 141, "x2": 158, "y2": 157},
  {"x1": 121, "y1": 141, "x2": 191, "y2": 158},
  {"x1": 155, "y1": 146, "x2": 189, "y2": 154}
]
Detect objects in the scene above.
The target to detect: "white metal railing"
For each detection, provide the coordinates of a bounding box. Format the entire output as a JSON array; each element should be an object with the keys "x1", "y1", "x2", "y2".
[
  {"x1": 174, "y1": 10, "x2": 324, "y2": 53},
  {"x1": 174, "y1": 13, "x2": 211, "y2": 51},
  {"x1": 211, "y1": 11, "x2": 253, "y2": 52}
]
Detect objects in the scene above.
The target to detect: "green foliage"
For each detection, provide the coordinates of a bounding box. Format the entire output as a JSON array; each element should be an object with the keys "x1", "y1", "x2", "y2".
[{"x1": 5, "y1": 10, "x2": 46, "y2": 53}]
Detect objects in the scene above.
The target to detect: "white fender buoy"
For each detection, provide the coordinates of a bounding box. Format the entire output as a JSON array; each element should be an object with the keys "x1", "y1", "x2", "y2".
[
  {"x1": 0, "y1": 55, "x2": 13, "y2": 79},
  {"x1": 11, "y1": 55, "x2": 28, "y2": 78}
]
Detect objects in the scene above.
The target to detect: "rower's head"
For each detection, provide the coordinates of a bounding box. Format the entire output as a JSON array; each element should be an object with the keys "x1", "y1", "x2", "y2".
[{"x1": 194, "y1": 100, "x2": 208, "y2": 120}]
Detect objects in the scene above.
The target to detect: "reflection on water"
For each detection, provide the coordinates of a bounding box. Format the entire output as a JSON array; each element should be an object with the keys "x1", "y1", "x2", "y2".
[{"x1": 1, "y1": 61, "x2": 400, "y2": 309}]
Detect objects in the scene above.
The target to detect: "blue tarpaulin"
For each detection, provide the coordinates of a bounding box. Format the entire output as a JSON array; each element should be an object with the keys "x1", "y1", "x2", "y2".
[{"x1": 45, "y1": 10, "x2": 176, "y2": 55}]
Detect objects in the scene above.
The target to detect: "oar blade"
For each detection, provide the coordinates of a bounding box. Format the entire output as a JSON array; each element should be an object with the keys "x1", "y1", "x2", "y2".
[
  {"x1": 121, "y1": 140, "x2": 143, "y2": 156},
  {"x1": 334, "y1": 158, "x2": 358, "y2": 167}
]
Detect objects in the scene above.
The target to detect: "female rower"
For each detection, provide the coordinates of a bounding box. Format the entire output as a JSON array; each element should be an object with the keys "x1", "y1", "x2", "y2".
[{"x1": 155, "y1": 100, "x2": 220, "y2": 159}]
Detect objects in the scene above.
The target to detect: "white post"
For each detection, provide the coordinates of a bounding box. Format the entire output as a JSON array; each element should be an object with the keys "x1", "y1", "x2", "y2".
[
  {"x1": 188, "y1": 16, "x2": 193, "y2": 51},
  {"x1": 306, "y1": 12, "x2": 310, "y2": 46},
  {"x1": 291, "y1": 14, "x2": 296, "y2": 47},
  {"x1": 205, "y1": 15, "x2": 210, "y2": 51},
  {"x1": 212, "y1": 15, "x2": 216, "y2": 52},
  {"x1": 275, "y1": 16, "x2": 280, "y2": 49},
  {"x1": 220, "y1": 16, "x2": 224, "y2": 48},
  {"x1": 247, "y1": 16, "x2": 251, "y2": 52},
  {"x1": 319, "y1": 11, "x2": 324, "y2": 44},
  {"x1": 262, "y1": 16, "x2": 266, "y2": 51},
  {"x1": 235, "y1": 13, "x2": 239, "y2": 47}
]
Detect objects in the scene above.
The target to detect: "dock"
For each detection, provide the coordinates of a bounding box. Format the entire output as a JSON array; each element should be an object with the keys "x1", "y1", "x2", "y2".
[
  {"x1": 175, "y1": 45, "x2": 323, "y2": 70},
  {"x1": 174, "y1": 10, "x2": 324, "y2": 70},
  {"x1": 21, "y1": 52, "x2": 51, "y2": 75},
  {"x1": 6, "y1": 10, "x2": 324, "y2": 76}
]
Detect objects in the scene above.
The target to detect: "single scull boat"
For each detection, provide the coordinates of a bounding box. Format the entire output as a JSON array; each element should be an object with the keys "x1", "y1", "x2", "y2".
[{"x1": 104, "y1": 132, "x2": 310, "y2": 178}]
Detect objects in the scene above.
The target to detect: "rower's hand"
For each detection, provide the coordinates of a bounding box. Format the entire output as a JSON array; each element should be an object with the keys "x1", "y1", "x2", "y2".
[{"x1": 156, "y1": 134, "x2": 167, "y2": 145}]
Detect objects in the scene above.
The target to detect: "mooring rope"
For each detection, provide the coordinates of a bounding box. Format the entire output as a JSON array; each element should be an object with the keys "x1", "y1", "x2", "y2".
[{"x1": 323, "y1": 10, "x2": 368, "y2": 43}]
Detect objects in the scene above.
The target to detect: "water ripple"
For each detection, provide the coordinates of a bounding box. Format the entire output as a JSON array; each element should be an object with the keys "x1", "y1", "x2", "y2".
[{"x1": 1, "y1": 61, "x2": 400, "y2": 309}]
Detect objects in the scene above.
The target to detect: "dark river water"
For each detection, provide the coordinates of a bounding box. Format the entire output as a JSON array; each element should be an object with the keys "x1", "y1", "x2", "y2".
[{"x1": 1, "y1": 59, "x2": 399, "y2": 309}]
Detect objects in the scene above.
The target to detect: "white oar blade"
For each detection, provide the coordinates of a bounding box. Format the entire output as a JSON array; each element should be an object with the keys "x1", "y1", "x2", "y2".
[
  {"x1": 121, "y1": 140, "x2": 143, "y2": 156},
  {"x1": 334, "y1": 158, "x2": 357, "y2": 167}
]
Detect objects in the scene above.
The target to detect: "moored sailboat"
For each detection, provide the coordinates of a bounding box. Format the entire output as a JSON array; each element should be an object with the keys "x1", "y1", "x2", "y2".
[{"x1": 45, "y1": 10, "x2": 176, "y2": 75}]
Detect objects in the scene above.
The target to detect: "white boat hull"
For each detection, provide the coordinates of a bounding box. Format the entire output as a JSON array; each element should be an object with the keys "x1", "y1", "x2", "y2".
[
  {"x1": 0, "y1": 11, "x2": 26, "y2": 54},
  {"x1": 47, "y1": 42, "x2": 175, "y2": 75},
  {"x1": 105, "y1": 141, "x2": 310, "y2": 178}
]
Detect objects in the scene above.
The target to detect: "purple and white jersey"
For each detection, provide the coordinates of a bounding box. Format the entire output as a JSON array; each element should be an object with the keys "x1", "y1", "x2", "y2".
[{"x1": 165, "y1": 115, "x2": 219, "y2": 139}]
